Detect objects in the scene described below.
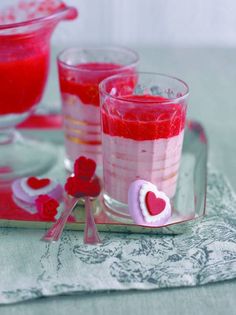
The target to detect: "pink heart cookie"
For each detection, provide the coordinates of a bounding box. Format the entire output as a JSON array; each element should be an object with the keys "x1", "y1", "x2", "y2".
[
  {"x1": 128, "y1": 180, "x2": 171, "y2": 227},
  {"x1": 12, "y1": 177, "x2": 63, "y2": 205}
]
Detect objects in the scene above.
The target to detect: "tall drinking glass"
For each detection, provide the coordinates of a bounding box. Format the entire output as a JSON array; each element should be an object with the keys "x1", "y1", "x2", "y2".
[
  {"x1": 99, "y1": 72, "x2": 189, "y2": 219},
  {"x1": 57, "y1": 47, "x2": 139, "y2": 172}
]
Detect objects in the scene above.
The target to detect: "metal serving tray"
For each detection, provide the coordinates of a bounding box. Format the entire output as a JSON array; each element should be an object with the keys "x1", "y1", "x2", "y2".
[{"x1": 0, "y1": 120, "x2": 207, "y2": 234}]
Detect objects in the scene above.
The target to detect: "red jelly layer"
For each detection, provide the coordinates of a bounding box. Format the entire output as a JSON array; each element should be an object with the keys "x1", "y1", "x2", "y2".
[
  {"x1": 58, "y1": 62, "x2": 135, "y2": 107},
  {"x1": 101, "y1": 95, "x2": 186, "y2": 140},
  {"x1": 0, "y1": 49, "x2": 49, "y2": 115}
]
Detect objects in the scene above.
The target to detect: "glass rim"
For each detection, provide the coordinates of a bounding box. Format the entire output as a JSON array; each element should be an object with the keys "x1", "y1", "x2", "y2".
[
  {"x1": 0, "y1": 5, "x2": 76, "y2": 31},
  {"x1": 99, "y1": 71, "x2": 189, "y2": 104},
  {"x1": 57, "y1": 46, "x2": 139, "y2": 73}
]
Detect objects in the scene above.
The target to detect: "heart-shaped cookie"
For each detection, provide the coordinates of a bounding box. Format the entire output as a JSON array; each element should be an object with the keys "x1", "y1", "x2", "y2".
[
  {"x1": 12, "y1": 177, "x2": 63, "y2": 205},
  {"x1": 128, "y1": 180, "x2": 171, "y2": 226}
]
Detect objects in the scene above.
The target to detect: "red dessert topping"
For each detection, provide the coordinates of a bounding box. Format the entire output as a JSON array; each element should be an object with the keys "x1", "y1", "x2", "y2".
[
  {"x1": 58, "y1": 62, "x2": 135, "y2": 106},
  {"x1": 101, "y1": 95, "x2": 186, "y2": 140}
]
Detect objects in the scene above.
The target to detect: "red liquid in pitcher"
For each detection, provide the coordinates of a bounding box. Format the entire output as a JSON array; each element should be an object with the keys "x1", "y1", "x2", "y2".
[{"x1": 0, "y1": 37, "x2": 49, "y2": 116}]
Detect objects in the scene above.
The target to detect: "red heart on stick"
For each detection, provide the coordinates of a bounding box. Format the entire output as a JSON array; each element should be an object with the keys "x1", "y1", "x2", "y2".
[
  {"x1": 27, "y1": 177, "x2": 51, "y2": 190},
  {"x1": 74, "y1": 156, "x2": 96, "y2": 180},
  {"x1": 65, "y1": 156, "x2": 101, "y2": 198},
  {"x1": 87, "y1": 177, "x2": 101, "y2": 197},
  {"x1": 65, "y1": 176, "x2": 101, "y2": 198},
  {"x1": 145, "y1": 191, "x2": 166, "y2": 216}
]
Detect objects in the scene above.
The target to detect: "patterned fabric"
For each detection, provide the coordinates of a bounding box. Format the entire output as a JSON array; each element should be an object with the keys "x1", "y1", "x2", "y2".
[{"x1": 0, "y1": 168, "x2": 236, "y2": 304}]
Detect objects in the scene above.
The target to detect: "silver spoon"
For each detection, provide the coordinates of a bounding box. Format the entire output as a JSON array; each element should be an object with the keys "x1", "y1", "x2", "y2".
[{"x1": 41, "y1": 196, "x2": 101, "y2": 244}]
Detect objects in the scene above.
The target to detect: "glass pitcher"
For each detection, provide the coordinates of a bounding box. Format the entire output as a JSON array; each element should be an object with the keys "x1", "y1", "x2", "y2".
[{"x1": 0, "y1": 0, "x2": 77, "y2": 179}]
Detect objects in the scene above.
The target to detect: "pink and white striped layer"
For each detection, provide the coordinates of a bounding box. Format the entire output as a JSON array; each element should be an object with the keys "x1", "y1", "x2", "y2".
[
  {"x1": 103, "y1": 130, "x2": 184, "y2": 204},
  {"x1": 62, "y1": 93, "x2": 102, "y2": 165}
]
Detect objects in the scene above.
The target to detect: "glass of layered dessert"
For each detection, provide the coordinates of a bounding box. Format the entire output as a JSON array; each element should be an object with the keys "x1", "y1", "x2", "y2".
[
  {"x1": 99, "y1": 72, "x2": 189, "y2": 220},
  {"x1": 57, "y1": 47, "x2": 139, "y2": 172}
]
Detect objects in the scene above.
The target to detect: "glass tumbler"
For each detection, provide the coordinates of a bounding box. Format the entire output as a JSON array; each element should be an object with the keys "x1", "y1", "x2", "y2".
[
  {"x1": 57, "y1": 46, "x2": 139, "y2": 172},
  {"x1": 99, "y1": 72, "x2": 189, "y2": 219}
]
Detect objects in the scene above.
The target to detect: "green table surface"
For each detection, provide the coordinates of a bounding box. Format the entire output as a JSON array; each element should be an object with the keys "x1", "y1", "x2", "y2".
[{"x1": 1, "y1": 47, "x2": 236, "y2": 314}]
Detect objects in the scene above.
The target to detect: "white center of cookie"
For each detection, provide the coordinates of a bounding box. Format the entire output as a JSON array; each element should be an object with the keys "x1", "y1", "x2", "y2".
[{"x1": 20, "y1": 178, "x2": 58, "y2": 196}]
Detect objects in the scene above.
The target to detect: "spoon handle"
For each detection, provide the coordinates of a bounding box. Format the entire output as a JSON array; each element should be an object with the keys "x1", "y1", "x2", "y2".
[
  {"x1": 84, "y1": 196, "x2": 101, "y2": 245},
  {"x1": 42, "y1": 197, "x2": 78, "y2": 242}
]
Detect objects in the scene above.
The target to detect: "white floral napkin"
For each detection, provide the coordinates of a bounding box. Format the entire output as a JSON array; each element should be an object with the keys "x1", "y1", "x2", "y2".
[{"x1": 0, "y1": 168, "x2": 236, "y2": 304}]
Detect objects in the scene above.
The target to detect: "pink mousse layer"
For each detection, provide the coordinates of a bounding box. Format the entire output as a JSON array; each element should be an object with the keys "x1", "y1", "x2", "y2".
[
  {"x1": 103, "y1": 130, "x2": 184, "y2": 204},
  {"x1": 62, "y1": 93, "x2": 102, "y2": 165}
]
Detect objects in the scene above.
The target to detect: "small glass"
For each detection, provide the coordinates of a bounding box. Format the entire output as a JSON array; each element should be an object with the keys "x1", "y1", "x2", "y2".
[
  {"x1": 99, "y1": 72, "x2": 189, "y2": 219},
  {"x1": 57, "y1": 46, "x2": 139, "y2": 172}
]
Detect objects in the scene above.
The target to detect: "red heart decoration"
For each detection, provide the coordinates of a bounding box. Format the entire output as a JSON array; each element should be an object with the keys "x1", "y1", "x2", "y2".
[
  {"x1": 27, "y1": 177, "x2": 51, "y2": 190},
  {"x1": 74, "y1": 156, "x2": 96, "y2": 180},
  {"x1": 87, "y1": 177, "x2": 101, "y2": 197},
  {"x1": 64, "y1": 176, "x2": 84, "y2": 198},
  {"x1": 64, "y1": 176, "x2": 101, "y2": 198},
  {"x1": 145, "y1": 191, "x2": 166, "y2": 216}
]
